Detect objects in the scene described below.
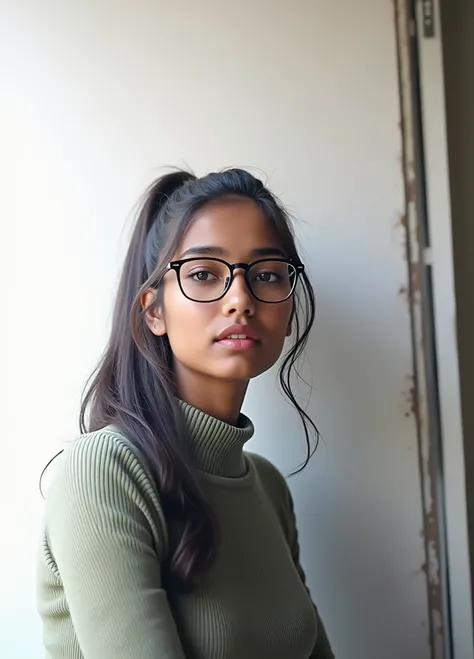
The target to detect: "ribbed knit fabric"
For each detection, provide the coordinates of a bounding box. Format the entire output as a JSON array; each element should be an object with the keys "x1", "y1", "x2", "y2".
[
  {"x1": 37, "y1": 401, "x2": 334, "y2": 659},
  {"x1": 179, "y1": 401, "x2": 252, "y2": 477}
]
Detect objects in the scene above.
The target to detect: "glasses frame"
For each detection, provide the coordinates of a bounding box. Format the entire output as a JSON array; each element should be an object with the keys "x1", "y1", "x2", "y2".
[{"x1": 166, "y1": 257, "x2": 305, "y2": 304}]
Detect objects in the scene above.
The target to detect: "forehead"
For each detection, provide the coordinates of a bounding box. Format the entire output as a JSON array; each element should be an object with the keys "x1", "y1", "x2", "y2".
[{"x1": 176, "y1": 197, "x2": 283, "y2": 259}]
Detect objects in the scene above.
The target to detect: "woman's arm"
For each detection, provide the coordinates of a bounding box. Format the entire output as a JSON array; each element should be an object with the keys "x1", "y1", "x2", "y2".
[
  {"x1": 43, "y1": 431, "x2": 186, "y2": 659},
  {"x1": 250, "y1": 453, "x2": 335, "y2": 658},
  {"x1": 291, "y1": 534, "x2": 334, "y2": 658},
  {"x1": 284, "y1": 486, "x2": 335, "y2": 659}
]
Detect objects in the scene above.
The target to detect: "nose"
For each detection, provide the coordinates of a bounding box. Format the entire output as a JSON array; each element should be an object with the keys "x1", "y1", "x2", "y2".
[{"x1": 221, "y1": 270, "x2": 256, "y2": 317}]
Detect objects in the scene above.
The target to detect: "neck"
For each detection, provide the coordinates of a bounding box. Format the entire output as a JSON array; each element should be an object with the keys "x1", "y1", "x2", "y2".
[{"x1": 175, "y1": 366, "x2": 249, "y2": 425}]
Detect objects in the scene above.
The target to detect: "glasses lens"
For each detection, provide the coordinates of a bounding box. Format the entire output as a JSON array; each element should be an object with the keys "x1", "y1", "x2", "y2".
[
  {"x1": 179, "y1": 259, "x2": 230, "y2": 301},
  {"x1": 248, "y1": 260, "x2": 296, "y2": 302}
]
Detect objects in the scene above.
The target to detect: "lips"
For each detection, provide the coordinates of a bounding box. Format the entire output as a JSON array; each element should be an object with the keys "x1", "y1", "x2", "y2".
[{"x1": 215, "y1": 324, "x2": 259, "y2": 342}]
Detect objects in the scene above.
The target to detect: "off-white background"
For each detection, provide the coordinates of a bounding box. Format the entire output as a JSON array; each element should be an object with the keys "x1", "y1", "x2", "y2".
[{"x1": 2, "y1": 1, "x2": 437, "y2": 657}]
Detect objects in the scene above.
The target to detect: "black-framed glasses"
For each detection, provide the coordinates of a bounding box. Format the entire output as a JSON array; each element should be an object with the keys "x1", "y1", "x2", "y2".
[{"x1": 166, "y1": 257, "x2": 304, "y2": 303}]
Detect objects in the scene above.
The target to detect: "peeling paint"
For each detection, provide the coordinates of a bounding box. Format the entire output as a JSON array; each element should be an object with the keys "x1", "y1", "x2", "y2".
[
  {"x1": 398, "y1": 284, "x2": 408, "y2": 305},
  {"x1": 402, "y1": 374, "x2": 422, "y2": 420},
  {"x1": 394, "y1": 2, "x2": 446, "y2": 658},
  {"x1": 398, "y1": 259, "x2": 421, "y2": 307}
]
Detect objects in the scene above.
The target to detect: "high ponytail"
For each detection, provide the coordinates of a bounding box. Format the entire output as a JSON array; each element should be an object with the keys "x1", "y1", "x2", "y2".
[{"x1": 79, "y1": 167, "x2": 319, "y2": 593}]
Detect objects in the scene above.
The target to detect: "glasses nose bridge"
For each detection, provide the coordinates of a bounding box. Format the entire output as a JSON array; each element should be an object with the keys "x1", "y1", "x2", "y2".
[
  {"x1": 229, "y1": 262, "x2": 250, "y2": 274},
  {"x1": 226, "y1": 262, "x2": 252, "y2": 296}
]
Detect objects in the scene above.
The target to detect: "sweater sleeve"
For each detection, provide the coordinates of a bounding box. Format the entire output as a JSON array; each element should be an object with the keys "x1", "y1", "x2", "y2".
[
  {"x1": 283, "y1": 486, "x2": 335, "y2": 659},
  {"x1": 45, "y1": 431, "x2": 186, "y2": 659}
]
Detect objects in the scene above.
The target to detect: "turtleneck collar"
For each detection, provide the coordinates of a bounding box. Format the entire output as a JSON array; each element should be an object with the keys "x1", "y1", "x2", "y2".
[{"x1": 178, "y1": 400, "x2": 254, "y2": 477}]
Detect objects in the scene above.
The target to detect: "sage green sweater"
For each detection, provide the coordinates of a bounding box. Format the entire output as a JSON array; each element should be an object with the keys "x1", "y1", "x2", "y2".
[{"x1": 37, "y1": 402, "x2": 334, "y2": 659}]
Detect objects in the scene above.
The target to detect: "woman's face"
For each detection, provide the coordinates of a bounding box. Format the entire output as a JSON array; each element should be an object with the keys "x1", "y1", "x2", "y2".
[{"x1": 149, "y1": 197, "x2": 293, "y2": 389}]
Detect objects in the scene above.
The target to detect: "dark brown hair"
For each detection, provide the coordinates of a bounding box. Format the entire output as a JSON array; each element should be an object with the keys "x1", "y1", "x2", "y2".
[{"x1": 78, "y1": 169, "x2": 318, "y2": 593}]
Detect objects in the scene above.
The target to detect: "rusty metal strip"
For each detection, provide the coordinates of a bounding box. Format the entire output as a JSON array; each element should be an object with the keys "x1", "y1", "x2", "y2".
[{"x1": 394, "y1": 2, "x2": 446, "y2": 657}]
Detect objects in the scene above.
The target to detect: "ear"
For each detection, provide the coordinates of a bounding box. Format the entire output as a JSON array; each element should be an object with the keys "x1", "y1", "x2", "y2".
[{"x1": 141, "y1": 289, "x2": 167, "y2": 336}]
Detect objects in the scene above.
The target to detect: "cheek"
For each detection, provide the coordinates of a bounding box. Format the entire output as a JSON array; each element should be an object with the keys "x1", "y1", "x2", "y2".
[
  {"x1": 260, "y1": 301, "x2": 292, "y2": 337},
  {"x1": 253, "y1": 302, "x2": 293, "y2": 366},
  {"x1": 162, "y1": 285, "x2": 215, "y2": 348}
]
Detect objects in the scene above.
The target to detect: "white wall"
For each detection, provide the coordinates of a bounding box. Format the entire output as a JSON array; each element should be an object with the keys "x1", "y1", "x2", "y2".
[{"x1": 2, "y1": 1, "x2": 437, "y2": 657}]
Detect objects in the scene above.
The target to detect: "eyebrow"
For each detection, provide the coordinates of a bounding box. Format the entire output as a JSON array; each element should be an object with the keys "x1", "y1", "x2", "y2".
[{"x1": 177, "y1": 245, "x2": 287, "y2": 259}]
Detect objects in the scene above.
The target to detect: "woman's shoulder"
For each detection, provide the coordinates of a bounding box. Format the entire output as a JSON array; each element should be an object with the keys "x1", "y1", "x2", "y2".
[
  {"x1": 43, "y1": 426, "x2": 168, "y2": 551},
  {"x1": 40, "y1": 427, "x2": 170, "y2": 575},
  {"x1": 44, "y1": 426, "x2": 163, "y2": 519},
  {"x1": 246, "y1": 450, "x2": 283, "y2": 477},
  {"x1": 245, "y1": 452, "x2": 298, "y2": 541},
  {"x1": 52, "y1": 426, "x2": 150, "y2": 481},
  {"x1": 245, "y1": 451, "x2": 290, "y2": 501}
]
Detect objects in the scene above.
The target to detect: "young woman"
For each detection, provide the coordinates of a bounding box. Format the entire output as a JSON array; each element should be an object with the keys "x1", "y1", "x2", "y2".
[{"x1": 37, "y1": 169, "x2": 334, "y2": 659}]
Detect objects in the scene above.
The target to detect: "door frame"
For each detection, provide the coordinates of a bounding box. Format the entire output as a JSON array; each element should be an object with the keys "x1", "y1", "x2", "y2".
[{"x1": 394, "y1": 1, "x2": 474, "y2": 657}]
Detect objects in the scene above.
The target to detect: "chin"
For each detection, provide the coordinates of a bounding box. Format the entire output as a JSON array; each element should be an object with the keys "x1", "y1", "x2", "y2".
[
  {"x1": 215, "y1": 358, "x2": 269, "y2": 381},
  {"x1": 217, "y1": 368, "x2": 260, "y2": 381}
]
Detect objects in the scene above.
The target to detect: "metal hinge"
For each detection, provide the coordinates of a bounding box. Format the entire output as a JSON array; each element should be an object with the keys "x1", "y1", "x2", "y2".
[{"x1": 422, "y1": 0, "x2": 435, "y2": 38}]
